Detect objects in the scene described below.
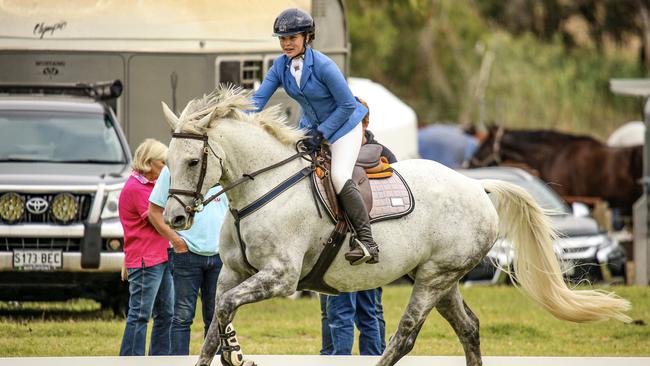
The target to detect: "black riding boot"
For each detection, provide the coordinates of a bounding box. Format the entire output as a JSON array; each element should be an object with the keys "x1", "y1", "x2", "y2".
[{"x1": 339, "y1": 179, "x2": 379, "y2": 265}]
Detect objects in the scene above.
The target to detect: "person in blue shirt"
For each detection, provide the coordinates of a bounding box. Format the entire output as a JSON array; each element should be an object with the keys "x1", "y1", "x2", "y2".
[
  {"x1": 252, "y1": 8, "x2": 378, "y2": 265},
  {"x1": 417, "y1": 124, "x2": 479, "y2": 168},
  {"x1": 148, "y1": 166, "x2": 229, "y2": 355}
]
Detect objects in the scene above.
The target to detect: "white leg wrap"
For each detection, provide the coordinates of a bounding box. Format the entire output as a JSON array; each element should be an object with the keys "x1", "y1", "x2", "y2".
[{"x1": 221, "y1": 323, "x2": 244, "y2": 366}]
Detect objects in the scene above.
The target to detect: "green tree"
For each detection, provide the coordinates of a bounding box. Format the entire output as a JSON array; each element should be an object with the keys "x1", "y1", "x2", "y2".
[{"x1": 344, "y1": 0, "x2": 645, "y2": 137}]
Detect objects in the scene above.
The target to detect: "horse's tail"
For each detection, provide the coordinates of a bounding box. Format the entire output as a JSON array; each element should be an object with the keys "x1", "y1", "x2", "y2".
[{"x1": 481, "y1": 179, "x2": 631, "y2": 323}]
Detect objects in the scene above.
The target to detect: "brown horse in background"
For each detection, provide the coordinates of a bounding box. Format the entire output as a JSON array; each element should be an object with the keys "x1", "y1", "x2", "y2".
[{"x1": 469, "y1": 126, "x2": 643, "y2": 215}]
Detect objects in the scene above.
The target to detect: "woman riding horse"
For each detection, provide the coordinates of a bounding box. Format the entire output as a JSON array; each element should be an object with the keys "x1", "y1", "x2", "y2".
[
  {"x1": 161, "y1": 86, "x2": 631, "y2": 366},
  {"x1": 251, "y1": 8, "x2": 378, "y2": 265}
]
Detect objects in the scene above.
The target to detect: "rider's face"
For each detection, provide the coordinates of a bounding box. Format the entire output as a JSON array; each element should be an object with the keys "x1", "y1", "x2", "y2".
[{"x1": 279, "y1": 34, "x2": 305, "y2": 58}]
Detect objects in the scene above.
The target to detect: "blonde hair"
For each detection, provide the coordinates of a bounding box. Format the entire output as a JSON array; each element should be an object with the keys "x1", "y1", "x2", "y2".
[{"x1": 132, "y1": 138, "x2": 168, "y2": 173}]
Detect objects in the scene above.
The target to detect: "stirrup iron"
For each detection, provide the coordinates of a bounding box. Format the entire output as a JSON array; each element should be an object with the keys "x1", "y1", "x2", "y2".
[{"x1": 348, "y1": 238, "x2": 372, "y2": 266}]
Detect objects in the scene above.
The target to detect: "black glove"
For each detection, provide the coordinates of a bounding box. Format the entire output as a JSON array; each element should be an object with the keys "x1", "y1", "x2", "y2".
[{"x1": 303, "y1": 130, "x2": 324, "y2": 152}]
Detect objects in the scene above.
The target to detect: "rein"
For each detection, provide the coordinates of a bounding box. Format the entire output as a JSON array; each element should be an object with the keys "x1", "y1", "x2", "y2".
[
  {"x1": 201, "y1": 148, "x2": 312, "y2": 208},
  {"x1": 169, "y1": 131, "x2": 324, "y2": 274},
  {"x1": 169, "y1": 132, "x2": 314, "y2": 214}
]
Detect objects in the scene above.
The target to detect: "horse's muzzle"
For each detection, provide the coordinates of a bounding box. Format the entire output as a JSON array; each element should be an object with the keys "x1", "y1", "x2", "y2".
[{"x1": 165, "y1": 211, "x2": 194, "y2": 231}]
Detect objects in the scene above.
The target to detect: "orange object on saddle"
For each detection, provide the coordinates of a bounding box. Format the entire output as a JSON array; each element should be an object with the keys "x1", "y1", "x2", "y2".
[
  {"x1": 365, "y1": 157, "x2": 393, "y2": 179},
  {"x1": 367, "y1": 168, "x2": 393, "y2": 179}
]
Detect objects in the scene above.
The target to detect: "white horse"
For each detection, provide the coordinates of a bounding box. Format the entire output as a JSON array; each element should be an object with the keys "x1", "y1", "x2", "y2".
[{"x1": 161, "y1": 86, "x2": 631, "y2": 366}]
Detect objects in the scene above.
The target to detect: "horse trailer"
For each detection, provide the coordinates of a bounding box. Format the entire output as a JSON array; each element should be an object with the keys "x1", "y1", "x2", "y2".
[
  {"x1": 0, "y1": 0, "x2": 350, "y2": 151},
  {"x1": 0, "y1": 0, "x2": 352, "y2": 313}
]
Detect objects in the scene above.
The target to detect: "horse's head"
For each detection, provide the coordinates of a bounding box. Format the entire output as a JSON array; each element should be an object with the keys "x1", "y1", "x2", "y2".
[
  {"x1": 469, "y1": 125, "x2": 505, "y2": 167},
  {"x1": 160, "y1": 86, "x2": 305, "y2": 230},
  {"x1": 160, "y1": 87, "x2": 250, "y2": 230}
]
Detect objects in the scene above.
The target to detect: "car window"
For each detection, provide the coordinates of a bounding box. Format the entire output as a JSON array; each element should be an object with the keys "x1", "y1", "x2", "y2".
[{"x1": 0, "y1": 110, "x2": 125, "y2": 163}]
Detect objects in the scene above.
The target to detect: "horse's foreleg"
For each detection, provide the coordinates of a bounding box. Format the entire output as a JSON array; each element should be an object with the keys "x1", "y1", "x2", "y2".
[
  {"x1": 436, "y1": 284, "x2": 482, "y2": 366},
  {"x1": 376, "y1": 273, "x2": 455, "y2": 366},
  {"x1": 197, "y1": 266, "x2": 248, "y2": 366},
  {"x1": 210, "y1": 264, "x2": 299, "y2": 366}
]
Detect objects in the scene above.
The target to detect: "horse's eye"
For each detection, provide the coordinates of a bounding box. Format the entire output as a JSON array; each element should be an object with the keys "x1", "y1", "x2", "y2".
[{"x1": 188, "y1": 159, "x2": 200, "y2": 167}]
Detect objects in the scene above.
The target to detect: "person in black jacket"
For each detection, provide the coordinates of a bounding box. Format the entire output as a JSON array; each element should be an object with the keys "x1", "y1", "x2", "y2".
[{"x1": 359, "y1": 97, "x2": 397, "y2": 164}]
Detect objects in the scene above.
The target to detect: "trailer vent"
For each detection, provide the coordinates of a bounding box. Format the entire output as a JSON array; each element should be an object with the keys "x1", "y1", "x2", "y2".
[{"x1": 218, "y1": 60, "x2": 263, "y2": 90}]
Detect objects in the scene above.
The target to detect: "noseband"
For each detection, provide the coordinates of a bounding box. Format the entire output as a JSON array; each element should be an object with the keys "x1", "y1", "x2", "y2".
[
  {"x1": 168, "y1": 132, "x2": 223, "y2": 214},
  {"x1": 471, "y1": 126, "x2": 504, "y2": 167}
]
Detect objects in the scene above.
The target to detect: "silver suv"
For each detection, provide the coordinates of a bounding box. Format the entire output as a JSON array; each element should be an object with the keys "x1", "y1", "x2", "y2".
[
  {"x1": 0, "y1": 82, "x2": 130, "y2": 314},
  {"x1": 458, "y1": 166, "x2": 627, "y2": 285}
]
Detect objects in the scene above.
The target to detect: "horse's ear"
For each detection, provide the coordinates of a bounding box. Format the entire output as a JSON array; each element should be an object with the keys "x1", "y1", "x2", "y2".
[
  {"x1": 195, "y1": 106, "x2": 220, "y2": 130},
  {"x1": 161, "y1": 102, "x2": 179, "y2": 130},
  {"x1": 178, "y1": 100, "x2": 194, "y2": 122}
]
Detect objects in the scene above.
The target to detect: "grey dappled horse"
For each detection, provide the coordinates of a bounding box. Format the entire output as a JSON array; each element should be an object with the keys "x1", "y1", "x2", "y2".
[{"x1": 161, "y1": 87, "x2": 630, "y2": 366}]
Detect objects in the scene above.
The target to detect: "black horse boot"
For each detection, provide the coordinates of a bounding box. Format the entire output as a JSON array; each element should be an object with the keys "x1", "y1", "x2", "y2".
[{"x1": 339, "y1": 179, "x2": 379, "y2": 265}]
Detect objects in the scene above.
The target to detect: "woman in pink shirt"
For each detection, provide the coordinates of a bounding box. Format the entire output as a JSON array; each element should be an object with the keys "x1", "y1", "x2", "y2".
[{"x1": 118, "y1": 138, "x2": 173, "y2": 356}]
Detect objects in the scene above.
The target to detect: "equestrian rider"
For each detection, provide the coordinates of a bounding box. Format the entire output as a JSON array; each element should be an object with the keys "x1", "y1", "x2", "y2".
[{"x1": 251, "y1": 8, "x2": 379, "y2": 265}]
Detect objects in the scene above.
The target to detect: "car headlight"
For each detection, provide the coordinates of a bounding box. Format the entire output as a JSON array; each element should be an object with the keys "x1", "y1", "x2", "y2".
[
  {"x1": 101, "y1": 190, "x2": 121, "y2": 219},
  {"x1": 0, "y1": 192, "x2": 24, "y2": 224},
  {"x1": 50, "y1": 193, "x2": 79, "y2": 224}
]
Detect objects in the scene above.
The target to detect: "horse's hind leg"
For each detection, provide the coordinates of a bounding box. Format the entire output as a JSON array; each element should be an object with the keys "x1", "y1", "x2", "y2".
[
  {"x1": 376, "y1": 273, "x2": 456, "y2": 366},
  {"x1": 436, "y1": 284, "x2": 482, "y2": 366}
]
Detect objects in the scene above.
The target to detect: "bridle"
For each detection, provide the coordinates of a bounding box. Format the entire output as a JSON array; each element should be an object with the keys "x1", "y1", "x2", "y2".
[
  {"x1": 168, "y1": 131, "x2": 315, "y2": 216},
  {"x1": 167, "y1": 132, "x2": 224, "y2": 214},
  {"x1": 470, "y1": 126, "x2": 505, "y2": 167}
]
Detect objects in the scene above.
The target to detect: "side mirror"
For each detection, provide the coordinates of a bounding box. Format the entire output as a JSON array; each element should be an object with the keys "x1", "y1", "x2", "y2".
[{"x1": 572, "y1": 202, "x2": 590, "y2": 217}]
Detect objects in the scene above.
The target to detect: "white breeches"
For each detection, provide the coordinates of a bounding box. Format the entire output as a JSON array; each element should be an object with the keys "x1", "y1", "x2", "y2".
[{"x1": 330, "y1": 123, "x2": 363, "y2": 193}]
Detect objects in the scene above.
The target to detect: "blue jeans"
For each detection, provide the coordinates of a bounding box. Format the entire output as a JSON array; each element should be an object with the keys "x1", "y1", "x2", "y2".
[
  {"x1": 170, "y1": 251, "x2": 222, "y2": 355},
  {"x1": 376, "y1": 287, "x2": 386, "y2": 350},
  {"x1": 320, "y1": 288, "x2": 383, "y2": 355},
  {"x1": 119, "y1": 261, "x2": 174, "y2": 356}
]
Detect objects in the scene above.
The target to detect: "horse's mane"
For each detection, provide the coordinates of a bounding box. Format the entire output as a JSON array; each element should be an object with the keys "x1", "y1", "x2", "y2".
[
  {"x1": 179, "y1": 85, "x2": 305, "y2": 145},
  {"x1": 505, "y1": 129, "x2": 600, "y2": 144}
]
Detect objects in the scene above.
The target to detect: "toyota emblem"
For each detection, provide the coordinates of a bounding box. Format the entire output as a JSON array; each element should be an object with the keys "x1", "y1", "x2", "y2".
[{"x1": 26, "y1": 197, "x2": 49, "y2": 215}]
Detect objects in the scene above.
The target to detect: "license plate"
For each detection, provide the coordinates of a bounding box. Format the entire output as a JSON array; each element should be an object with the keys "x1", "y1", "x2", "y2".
[{"x1": 13, "y1": 249, "x2": 63, "y2": 271}]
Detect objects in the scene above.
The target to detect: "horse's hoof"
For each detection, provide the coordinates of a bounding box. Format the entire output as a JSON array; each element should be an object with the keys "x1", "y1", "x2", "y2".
[
  {"x1": 219, "y1": 354, "x2": 256, "y2": 366},
  {"x1": 220, "y1": 354, "x2": 229, "y2": 366},
  {"x1": 220, "y1": 354, "x2": 252, "y2": 366}
]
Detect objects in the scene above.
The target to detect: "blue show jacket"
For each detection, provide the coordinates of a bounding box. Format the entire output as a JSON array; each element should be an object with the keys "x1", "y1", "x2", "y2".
[{"x1": 252, "y1": 48, "x2": 368, "y2": 143}]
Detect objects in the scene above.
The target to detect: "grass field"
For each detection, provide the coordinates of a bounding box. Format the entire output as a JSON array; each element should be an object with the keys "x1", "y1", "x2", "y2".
[{"x1": 0, "y1": 285, "x2": 648, "y2": 357}]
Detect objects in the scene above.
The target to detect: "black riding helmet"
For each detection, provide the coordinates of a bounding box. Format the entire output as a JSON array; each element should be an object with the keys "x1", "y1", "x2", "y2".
[{"x1": 273, "y1": 8, "x2": 315, "y2": 41}]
